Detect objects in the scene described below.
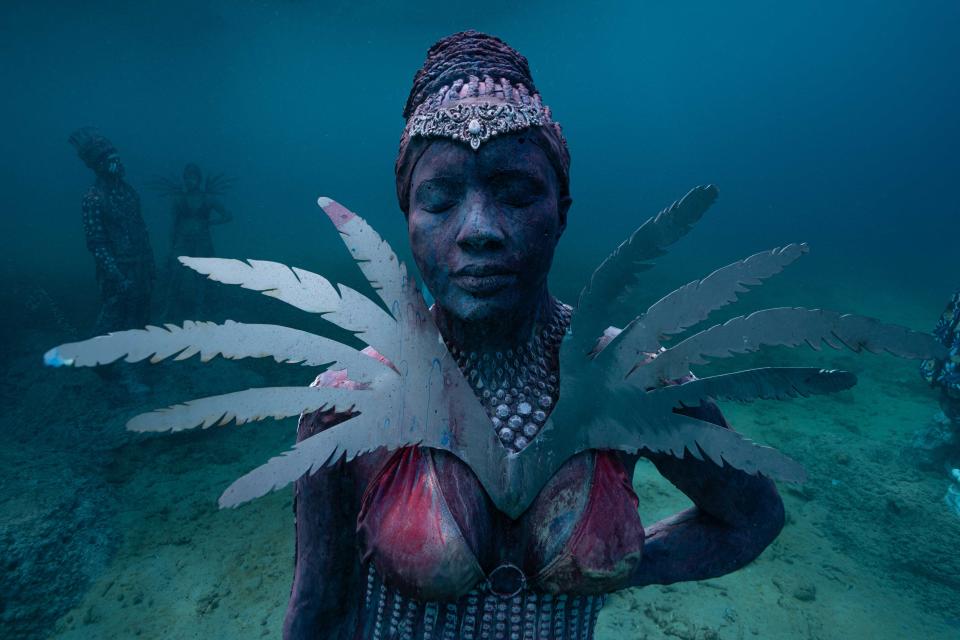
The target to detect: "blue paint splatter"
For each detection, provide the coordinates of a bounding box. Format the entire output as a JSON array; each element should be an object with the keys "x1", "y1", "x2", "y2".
[{"x1": 43, "y1": 347, "x2": 72, "y2": 368}]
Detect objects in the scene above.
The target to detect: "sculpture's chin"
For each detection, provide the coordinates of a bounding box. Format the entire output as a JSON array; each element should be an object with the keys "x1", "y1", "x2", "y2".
[
  {"x1": 430, "y1": 277, "x2": 541, "y2": 337},
  {"x1": 441, "y1": 293, "x2": 505, "y2": 325}
]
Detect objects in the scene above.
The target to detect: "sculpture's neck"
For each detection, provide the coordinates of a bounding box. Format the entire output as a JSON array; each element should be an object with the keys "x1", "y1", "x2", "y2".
[
  {"x1": 434, "y1": 291, "x2": 571, "y2": 453},
  {"x1": 432, "y1": 288, "x2": 557, "y2": 355},
  {"x1": 96, "y1": 174, "x2": 123, "y2": 191}
]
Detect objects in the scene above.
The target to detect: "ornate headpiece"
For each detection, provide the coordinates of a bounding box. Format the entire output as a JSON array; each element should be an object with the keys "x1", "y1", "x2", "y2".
[
  {"x1": 395, "y1": 31, "x2": 571, "y2": 213},
  {"x1": 405, "y1": 75, "x2": 558, "y2": 150},
  {"x1": 68, "y1": 126, "x2": 117, "y2": 170}
]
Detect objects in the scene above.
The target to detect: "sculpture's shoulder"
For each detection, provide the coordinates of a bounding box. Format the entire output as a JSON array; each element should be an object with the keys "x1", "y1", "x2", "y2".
[
  {"x1": 296, "y1": 369, "x2": 365, "y2": 442},
  {"x1": 81, "y1": 185, "x2": 103, "y2": 211},
  {"x1": 296, "y1": 353, "x2": 393, "y2": 481}
]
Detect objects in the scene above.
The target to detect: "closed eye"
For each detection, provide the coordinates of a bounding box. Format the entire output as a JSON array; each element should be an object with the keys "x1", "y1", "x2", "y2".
[
  {"x1": 415, "y1": 177, "x2": 464, "y2": 214},
  {"x1": 489, "y1": 170, "x2": 546, "y2": 208}
]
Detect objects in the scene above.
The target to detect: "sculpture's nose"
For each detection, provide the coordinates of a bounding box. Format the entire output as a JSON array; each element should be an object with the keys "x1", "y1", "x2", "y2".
[{"x1": 456, "y1": 194, "x2": 505, "y2": 253}]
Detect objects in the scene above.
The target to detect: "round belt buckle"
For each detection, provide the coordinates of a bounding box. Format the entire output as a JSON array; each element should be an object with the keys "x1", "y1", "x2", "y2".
[{"x1": 486, "y1": 563, "x2": 526, "y2": 599}]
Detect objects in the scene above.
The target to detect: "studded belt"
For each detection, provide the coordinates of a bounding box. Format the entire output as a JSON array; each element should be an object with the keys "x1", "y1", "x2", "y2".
[{"x1": 355, "y1": 563, "x2": 605, "y2": 640}]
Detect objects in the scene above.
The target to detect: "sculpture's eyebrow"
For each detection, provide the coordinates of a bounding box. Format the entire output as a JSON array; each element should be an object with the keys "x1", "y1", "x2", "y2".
[
  {"x1": 485, "y1": 168, "x2": 542, "y2": 182},
  {"x1": 416, "y1": 175, "x2": 463, "y2": 188},
  {"x1": 486, "y1": 168, "x2": 548, "y2": 193},
  {"x1": 418, "y1": 174, "x2": 464, "y2": 184},
  {"x1": 413, "y1": 176, "x2": 464, "y2": 201}
]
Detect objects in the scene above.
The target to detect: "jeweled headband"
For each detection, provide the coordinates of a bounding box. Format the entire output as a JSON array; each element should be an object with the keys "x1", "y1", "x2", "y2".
[{"x1": 405, "y1": 75, "x2": 557, "y2": 150}]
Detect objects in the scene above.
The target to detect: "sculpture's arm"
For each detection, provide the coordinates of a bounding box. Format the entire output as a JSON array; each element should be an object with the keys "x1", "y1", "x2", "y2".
[
  {"x1": 631, "y1": 400, "x2": 785, "y2": 586},
  {"x1": 82, "y1": 190, "x2": 126, "y2": 284},
  {"x1": 283, "y1": 376, "x2": 363, "y2": 639},
  {"x1": 209, "y1": 198, "x2": 233, "y2": 225}
]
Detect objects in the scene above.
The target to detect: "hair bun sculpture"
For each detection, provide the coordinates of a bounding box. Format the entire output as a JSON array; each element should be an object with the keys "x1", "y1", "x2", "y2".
[
  {"x1": 403, "y1": 30, "x2": 538, "y2": 119},
  {"x1": 68, "y1": 126, "x2": 118, "y2": 170},
  {"x1": 395, "y1": 30, "x2": 570, "y2": 213}
]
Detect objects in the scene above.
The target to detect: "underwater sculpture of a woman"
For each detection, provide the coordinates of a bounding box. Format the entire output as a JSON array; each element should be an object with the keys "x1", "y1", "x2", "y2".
[
  {"x1": 151, "y1": 163, "x2": 233, "y2": 320},
  {"x1": 46, "y1": 31, "x2": 947, "y2": 640}
]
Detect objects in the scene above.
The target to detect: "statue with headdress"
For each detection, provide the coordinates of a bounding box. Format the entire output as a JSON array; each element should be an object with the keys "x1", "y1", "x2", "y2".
[
  {"x1": 68, "y1": 127, "x2": 155, "y2": 346},
  {"x1": 50, "y1": 35, "x2": 949, "y2": 638}
]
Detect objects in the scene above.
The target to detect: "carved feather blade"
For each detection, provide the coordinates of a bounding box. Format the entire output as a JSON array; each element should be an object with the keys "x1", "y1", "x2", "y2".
[
  {"x1": 218, "y1": 346, "x2": 501, "y2": 509},
  {"x1": 603, "y1": 244, "x2": 808, "y2": 366},
  {"x1": 178, "y1": 257, "x2": 397, "y2": 359},
  {"x1": 126, "y1": 386, "x2": 369, "y2": 433},
  {"x1": 219, "y1": 414, "x2": 419, "y2": 508},
  {"x1": 568, "y1": 185, "x2": 719, "y2": 358},
  {"x1": 657, "y1": 414, "x2": 807, "y2": 482},
  {"x1": 318, "y1": 197, "x2": 410, "y2": 316},
  {"x1": 45, "y1": 320, "x2": 390, "y2": 380},
  {"x1": 652, "y1": 367, "x2": 857, "y2": 406},
  {"x1": 632, "y1": 307, "x2": 948, "y2": 387},
  {"x1": 204, "y1": 172, "x2": 235, "y2": 196},
  {"x1": 179, "y1": 257, "x2": 338, "y2": 313}
]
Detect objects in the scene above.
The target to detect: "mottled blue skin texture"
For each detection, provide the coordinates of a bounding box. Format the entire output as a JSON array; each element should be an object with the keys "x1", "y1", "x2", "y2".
[
  {"x1": 406, "y1": 135, "x2": 568, "y2": 352},
  {"x1": 921, "y1": 290, "x2": 960, "y2": 405},
  {"x1": 78, "y1": 155, "x2": 155, "y2": 336}
]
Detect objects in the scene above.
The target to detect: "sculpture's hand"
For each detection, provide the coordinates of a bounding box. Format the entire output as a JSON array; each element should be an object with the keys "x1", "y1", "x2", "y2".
[{"x1": 631, "y1": 400, "x2": 785, "y2": 587}]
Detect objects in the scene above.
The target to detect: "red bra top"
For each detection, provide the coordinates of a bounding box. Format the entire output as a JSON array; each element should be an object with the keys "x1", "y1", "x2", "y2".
[
  {"x1": 356, "y1": 446, "x2": 644, "y2": 601},
  {"x1": 310, "y1": 340, "x2": 644, "y2": 602}
]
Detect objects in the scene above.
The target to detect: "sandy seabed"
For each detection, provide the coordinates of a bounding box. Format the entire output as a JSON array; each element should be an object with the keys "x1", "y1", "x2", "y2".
[{"x1": 3, "y1": 281, "x2": 959, "y2": 640}]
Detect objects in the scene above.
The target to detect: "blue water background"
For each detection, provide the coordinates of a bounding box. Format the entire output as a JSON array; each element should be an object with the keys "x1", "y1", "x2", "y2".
[
  {"x1": 1, "y1": 0, "x2": 957, "y2": 332},
  {"x1": 2, "y1": 3, "x2": 960, "y2": 639}
]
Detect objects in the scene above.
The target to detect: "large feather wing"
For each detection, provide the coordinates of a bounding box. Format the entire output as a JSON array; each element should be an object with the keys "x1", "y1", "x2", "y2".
[
  {"x1": 572, "y1": 391, "x2": 806, "y2": 481},
  {"x1": 567, "y1": 185, "x2": 719, "y2": 359},
  {"x1": 645, "y1": 413, "x2": 806, "y2": 481},
  {"x1": 631, "y1": 307, "x2": 948, "y2": 386},
  {"x1": 317, "y1": 196, "x2": 450, "y2": 370},
  {"x1": 602, "y1": 244, "x2": 807, "y2": 368},
  {"x1": 219, "y1": 412, "x2": 407, "y2": 507},
  {"x1": 651, "y1": 367, "x2": 857, "y2": 406},
  {"x1": 179, "y1": 257, "x2": 397, "y2": 361},
  {"x1": 318, "y1": 197, "x2": 410, "y2": 316},
  {"x1": 204, "y1": 172, "x2": 235, "y2": 196},
  {"x1": 44, "y1": 320, "x2": 390, "y2": 382},
  {"x1": 126, "y1": 385, "x2": 372, "y2": 432},
  {"x1": 532, "y1": 392, "x2": 807, "y2": 496},
  {"x1": 218, "y1": 350, "x2": 501, "y2": 509}
]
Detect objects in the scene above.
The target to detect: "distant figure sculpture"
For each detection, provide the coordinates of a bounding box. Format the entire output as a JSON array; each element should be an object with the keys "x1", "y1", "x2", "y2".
[
  {"x1": 918, "y1": 289, "x2": 960, "y2": 465},
  {"x1": 68, "y1": 127, "x2": 155, "y2": 337},
  {"x1": 152, "y1": 163, "x2": 233, "y2": 319}
]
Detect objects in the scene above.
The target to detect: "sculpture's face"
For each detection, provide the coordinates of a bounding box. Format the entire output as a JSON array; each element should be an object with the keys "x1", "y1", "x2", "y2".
[
  {"x1": 407, "y1": 133, "x2": 569, "y2": 324},
  {"x1": 101, "y1": 153, "x2": 124, "y2": 179},
  {"x1": 183, "y1": 165, "x2": 202, "y2": 191}
]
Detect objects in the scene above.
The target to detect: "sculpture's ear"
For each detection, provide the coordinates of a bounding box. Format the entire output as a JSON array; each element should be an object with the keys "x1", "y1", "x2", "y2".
[{"x1": 557, "y1": 195, "x2": 572, "y2": 236}]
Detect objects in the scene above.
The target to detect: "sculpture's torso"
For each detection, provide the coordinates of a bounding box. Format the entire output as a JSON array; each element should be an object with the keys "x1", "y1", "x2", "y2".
[
  {"x1": 349, "y1": 445, "x2": 643, "y2": 640},
  {"x1": 296, "y1": 301, "x2": 646, "y2": 640},
  {"x1": 83, "y1": 181, "x2": 151, "y2": 267},
  {"x1": 171, "y1": 192, "x2": 216, "y2": 255}
]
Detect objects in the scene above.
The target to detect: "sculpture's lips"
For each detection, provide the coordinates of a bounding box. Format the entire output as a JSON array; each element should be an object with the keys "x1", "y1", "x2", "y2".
[{"x1": 452, "y1": 265, "x2": 517, "y2": 295}]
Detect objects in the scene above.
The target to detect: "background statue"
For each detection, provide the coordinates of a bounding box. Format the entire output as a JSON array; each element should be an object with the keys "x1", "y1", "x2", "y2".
[
  {"x1": 918, "y1": 289, "x2": 960, "y2": 468},
  {"x1": 151, "y1": 163, "x2": 233, "y2": 319},
  {"x1": 68, "y1": 127, "x2": 155, "y2": 338}
]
